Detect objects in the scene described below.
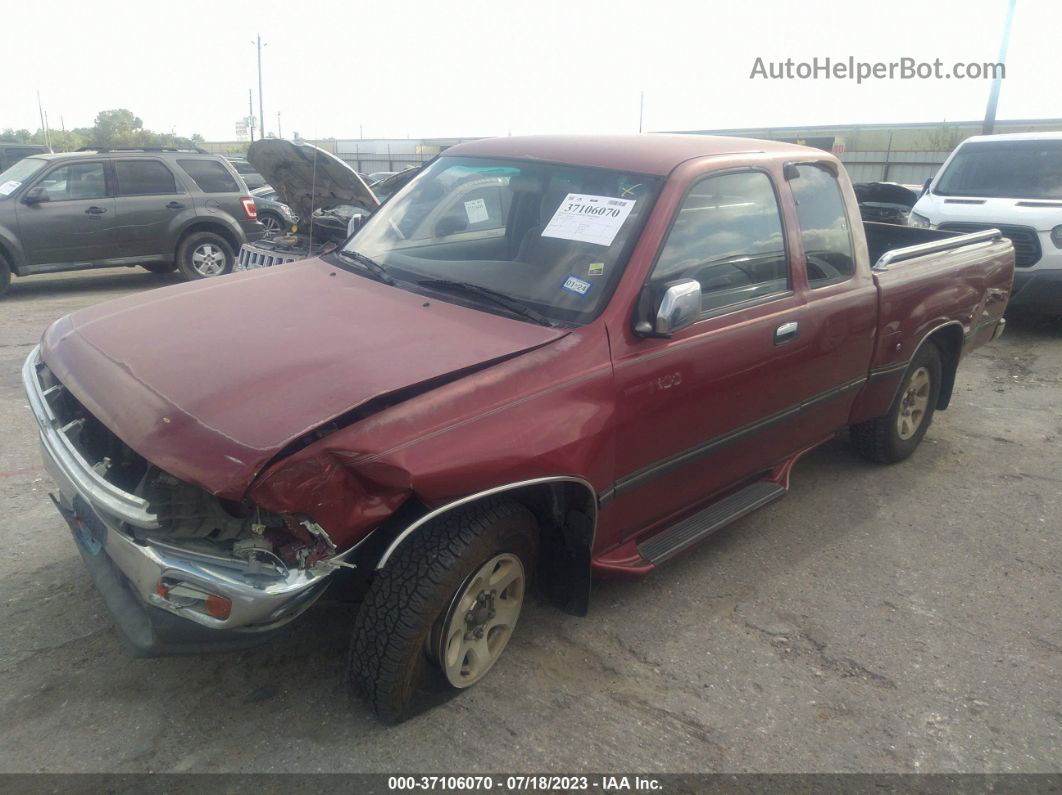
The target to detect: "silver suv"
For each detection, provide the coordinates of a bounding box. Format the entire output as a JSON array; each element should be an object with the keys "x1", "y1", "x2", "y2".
[{"x1": 0, "y1": 148, "x2": 264, "y2": 296}]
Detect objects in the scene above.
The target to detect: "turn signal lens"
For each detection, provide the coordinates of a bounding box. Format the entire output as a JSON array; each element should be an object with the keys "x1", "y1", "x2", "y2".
[
  {"x1": 155, "y1": 579, "x2": 231, "y2": 620},
  {"x1": 205, "y1": 594, "x2": 232, "y2": 620}
]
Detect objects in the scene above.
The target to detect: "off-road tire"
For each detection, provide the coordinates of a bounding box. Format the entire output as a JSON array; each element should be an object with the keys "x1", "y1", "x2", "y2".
[
  {"x1": 141, "y1": 262, "x2": 176, "y2": 275},
  {"x1": 175, "y1": 231, "x2": 235, "y2": 280},
  {"x1": 348, "y1": 497, "x2": 538, "y2": 723},
  {"x1": 851, "y1": 342, "x2": 943, "y2": 463}
]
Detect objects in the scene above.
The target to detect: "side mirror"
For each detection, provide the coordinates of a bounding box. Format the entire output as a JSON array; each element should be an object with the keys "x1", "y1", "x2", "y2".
[
  {"x1": 22, "y1": 186, "x2": 49, "y2": 205},
  {"x1": 346, "y1": 212, "x2": 368, "y2": 238},
  {"x1": 634, "y1": 278, "x2": 701, "y2": 338}
]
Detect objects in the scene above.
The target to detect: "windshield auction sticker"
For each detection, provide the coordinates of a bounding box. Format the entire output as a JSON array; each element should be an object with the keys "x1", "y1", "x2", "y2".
[
  {"x1": 464, "y1": 198, "x2": 489, "y2": 224},
  {"x1": 0, "y1": 180, "x2": 21, "y2": 196},
  {"x1": 541, "y1": 193, "x2": 635, "y2": 247}
]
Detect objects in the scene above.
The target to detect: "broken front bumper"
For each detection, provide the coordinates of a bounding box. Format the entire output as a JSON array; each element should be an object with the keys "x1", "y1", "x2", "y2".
[{"x1": 22, "y1": 346, "x2": 338, "y2": 655}]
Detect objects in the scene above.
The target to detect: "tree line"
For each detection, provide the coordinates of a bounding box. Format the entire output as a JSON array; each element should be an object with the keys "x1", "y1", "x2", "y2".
[{"x1": 2, "y1": 109, "x2": 205, "y2": 152}]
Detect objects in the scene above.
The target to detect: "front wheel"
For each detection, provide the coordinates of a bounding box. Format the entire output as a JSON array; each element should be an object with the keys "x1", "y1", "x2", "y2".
[
  {"x1": 258, "y1": 212, "x2": 284, "y2": 236},
  {"x1": 851, "y1": 342, "x2": 943, "y2": 463},
  {"x1": 348, "y1": 497, "x2": 538, "y2": 723}
]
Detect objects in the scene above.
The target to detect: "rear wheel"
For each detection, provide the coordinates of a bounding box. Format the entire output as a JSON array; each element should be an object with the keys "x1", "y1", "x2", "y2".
[
  {"x1": 348, "y1": 497, "x2": 538, "y2": 723},
  {"x1": 851, "y1": 342, "x2": 943, "y2": 463},
  {"x1": 176, "y1": 232, "x2": 235, "y2": 280}
]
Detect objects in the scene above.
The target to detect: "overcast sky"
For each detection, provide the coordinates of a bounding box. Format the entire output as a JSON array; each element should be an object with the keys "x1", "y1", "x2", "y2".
[{"x1": 5, "y1": 0, "x2": 1060, "y2": 142}]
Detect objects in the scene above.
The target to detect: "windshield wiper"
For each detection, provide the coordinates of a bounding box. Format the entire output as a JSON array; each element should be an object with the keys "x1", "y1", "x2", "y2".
[
  {"x1": 332, "y1": 249, "x2": 396, "y2": 285},
  {"x1": 417, "y1": 279, "x2": 556, "y2": 327}
]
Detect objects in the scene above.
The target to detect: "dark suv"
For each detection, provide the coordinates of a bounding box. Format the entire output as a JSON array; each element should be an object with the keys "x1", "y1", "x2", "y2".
[{"x1": 0, "y1": 148, "x2": 264, "y2": 296}]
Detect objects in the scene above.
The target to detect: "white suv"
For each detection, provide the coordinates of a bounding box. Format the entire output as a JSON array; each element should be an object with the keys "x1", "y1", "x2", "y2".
[{"x1": 910, "y1": 132, "x2": 1062, "y2": 314}]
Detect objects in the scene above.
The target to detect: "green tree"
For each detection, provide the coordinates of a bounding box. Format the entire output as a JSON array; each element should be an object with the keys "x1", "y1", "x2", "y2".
[{"x1": 3, "y1": 110, "x2": 204, "y2": 153}]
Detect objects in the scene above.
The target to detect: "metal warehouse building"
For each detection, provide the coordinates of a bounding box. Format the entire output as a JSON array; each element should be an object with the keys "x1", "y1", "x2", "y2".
[{"x1": 671, "y1": 118, "x2": 1062, "y2": 184}]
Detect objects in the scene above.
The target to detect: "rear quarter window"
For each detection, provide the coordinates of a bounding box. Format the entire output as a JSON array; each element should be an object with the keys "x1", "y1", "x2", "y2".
[
  {"x1": 116, "y1": 159, "x2": 179, "y2": 196},
  {"x1": 178, "y1": 158, "x2": 240, "y2": 193}
]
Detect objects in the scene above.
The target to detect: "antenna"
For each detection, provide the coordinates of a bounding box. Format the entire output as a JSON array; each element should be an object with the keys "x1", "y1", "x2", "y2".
[{"x1": 306, "y1": 134, "x2": 318, "y2": 257}]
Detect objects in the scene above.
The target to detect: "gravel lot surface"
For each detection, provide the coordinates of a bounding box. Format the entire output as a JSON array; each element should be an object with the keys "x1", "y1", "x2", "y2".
[{"x1": 1, "y1": 269, "x2": 1059, "y2": 773}]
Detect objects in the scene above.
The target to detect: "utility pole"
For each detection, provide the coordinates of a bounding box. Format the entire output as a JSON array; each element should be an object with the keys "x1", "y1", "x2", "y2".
[
  {"x1": 277, "y1": 111, "x2": 282, "y2": 139},
  {"x1": 253, "y1": 35, "x2": 266, "y2": 138},
  {"x1": 982, "y1": 0, "x2": 1016, "y2": 135},
  {"x1": 36, "y1": 90, "x2": 51, "y2": 149},
  {"x1": 248, "y1": 89, "x2": 255, "y2": 142},
  {"x1": 638, "y1": 90, "x2": 644, "y2": 134}
]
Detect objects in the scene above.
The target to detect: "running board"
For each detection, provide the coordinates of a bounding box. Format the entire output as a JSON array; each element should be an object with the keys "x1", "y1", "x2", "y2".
[{"x1": 637, "y1": 481, "x2": 786, "y2": 565}]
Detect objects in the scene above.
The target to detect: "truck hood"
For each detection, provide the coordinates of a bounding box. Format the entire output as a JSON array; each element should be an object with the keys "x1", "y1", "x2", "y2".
[
  {"x1": 915, "y1": 194, "x2": 1062, "y2": 231},
  {"x1": 247, "y1": 139, "x2": 379, "y2": 228},
  {"x1": 40, "y1": 259, "x2": 567, "y2": 498}
]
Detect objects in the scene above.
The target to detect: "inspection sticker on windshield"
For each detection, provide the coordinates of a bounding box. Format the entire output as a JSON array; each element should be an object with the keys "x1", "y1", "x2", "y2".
[
  {"x1": 541, "y1": 193, "x2": 635, "y2": 247},
  {"x1": 561, "y1": 274, "x2": 592, "y2": 297},
  {"x1": 464, "y1": 197, "x2": 489, "y2": 224},
  {"x1": 0, "y1": 180, "x2": 21, "y2": 196}
]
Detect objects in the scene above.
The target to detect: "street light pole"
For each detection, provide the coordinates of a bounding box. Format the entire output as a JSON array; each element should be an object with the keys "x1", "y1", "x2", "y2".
[
  {"x1": 254, "y1": 34, "x2": 266, "y2": 138},
  {"x1": 982, "y1": 0, "x2": 1016, "y2": 136}
]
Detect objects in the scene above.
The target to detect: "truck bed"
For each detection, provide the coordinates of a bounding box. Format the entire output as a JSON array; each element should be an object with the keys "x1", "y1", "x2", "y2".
[{"x1": 848, "y1": 221, "x2": 1015, "y2": 424}]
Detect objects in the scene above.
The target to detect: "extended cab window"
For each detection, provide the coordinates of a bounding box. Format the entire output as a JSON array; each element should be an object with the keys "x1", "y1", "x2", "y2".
[
  {"x1": 791, "y1": 164, "x2": 855, "y2": 288},
  {"x1": 36, "y1": 162, "x2": 108, "y2": 202},
  {"x1": 116, "y1": 160, "x2": 178, "y2": 196},
  {"x1": 178, "y1": 159, "x2": 239, "y2": 193},
  {"x1": 650, "y1": 170, "x2": 789, "y2": 313}
]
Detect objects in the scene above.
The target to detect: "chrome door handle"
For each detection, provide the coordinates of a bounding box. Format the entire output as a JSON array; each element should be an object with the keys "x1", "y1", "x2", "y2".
[{"x1": 774, "y1": 321, "x2": 799, "y2": 344}]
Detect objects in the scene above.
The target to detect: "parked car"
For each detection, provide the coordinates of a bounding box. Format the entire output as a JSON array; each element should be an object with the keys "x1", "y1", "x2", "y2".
[
  {"x1": 250, "y1": 185, "x2": 298, "y2": 235},
  {"x1": 368, "y1": 170, "x2": 397, "y2": 183},
  {"x1": 224, "y1": 156, "x2": 266, "y2": 190},
  {"x1": 0, "y1": 142, "x2": 49, "y2": 171},
  {"x1": 910, "y1": 132, "x2": 1062, "y2": 315},
  {"x1": 235, "y1": 139, "x2": 378, "y2": 269},
  {"x1": 24, "y1": 134, "x2": 1013, "y2": 722},
  {"x1": 853, "y1": 181, "x2": 920, "y2": 225},
  {"x1": 0, "y1": 148, "x2": 263, "y2": 295},
  {"x1": 368, "y1": 165, "x2": 421, "y2": 204}
]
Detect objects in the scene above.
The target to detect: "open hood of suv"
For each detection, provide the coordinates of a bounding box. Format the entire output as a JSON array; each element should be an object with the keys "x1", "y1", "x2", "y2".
[
  {"x1": 40, "y1": 259, "x2": 567, "y2": 498},
  {"x1": 247, "y1": 139, "x2": 379, "y2": 228}
]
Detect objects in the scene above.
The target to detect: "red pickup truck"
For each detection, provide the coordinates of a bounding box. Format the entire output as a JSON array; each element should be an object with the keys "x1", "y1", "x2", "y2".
[{"x1": 24, "y1": 135, "x2": 1013, "y2": 721}]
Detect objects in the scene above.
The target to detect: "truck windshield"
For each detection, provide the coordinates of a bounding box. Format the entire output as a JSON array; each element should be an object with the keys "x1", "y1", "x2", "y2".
[
  {"x1": 935, "y1": 140, "x2": 1062, "y2": 200},
  {"x1": 0, "y1": 157, "x2": 47, "y2": 199},
  {"x1": 341, "y1": 156, "x2": 661, "y2": 325}
]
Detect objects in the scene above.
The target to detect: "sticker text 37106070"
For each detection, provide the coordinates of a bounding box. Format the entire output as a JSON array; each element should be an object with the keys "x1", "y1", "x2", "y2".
[{"x1": 541, "y1": 193, "x2": 635, "y2": 247}]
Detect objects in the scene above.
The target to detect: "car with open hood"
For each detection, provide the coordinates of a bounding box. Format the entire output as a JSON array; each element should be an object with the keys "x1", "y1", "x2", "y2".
[
  {"x1": 234, "y1": 139, "x2": 379, "y2": 269},
  {"x1": 25, "y1": 134, "x2": 1012, "y2": 722}
]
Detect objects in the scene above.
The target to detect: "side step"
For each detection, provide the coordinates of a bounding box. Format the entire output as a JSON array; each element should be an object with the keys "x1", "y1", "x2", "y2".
[{"x1": 637, "y1": 481, "x2": 786, "y2": 565}]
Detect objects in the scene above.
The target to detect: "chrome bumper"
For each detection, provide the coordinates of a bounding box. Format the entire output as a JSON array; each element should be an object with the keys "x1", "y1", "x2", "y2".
[{"x1": 22, "y1": 346, "x2": 339, "y2": 644}]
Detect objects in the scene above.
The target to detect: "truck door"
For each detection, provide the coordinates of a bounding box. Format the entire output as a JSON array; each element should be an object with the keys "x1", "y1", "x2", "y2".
[
  {"x1": 605, "y1": 164, "x2": 872, "y2": 547},
  {"x1": 16, "y1": 160, "x2": 116, "y2": 269}
]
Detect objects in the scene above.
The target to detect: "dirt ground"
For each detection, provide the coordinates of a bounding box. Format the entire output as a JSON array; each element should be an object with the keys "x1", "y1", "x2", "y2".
[{"x1": 0, "y1": 268, "x2": 1059, "y2": 773}]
